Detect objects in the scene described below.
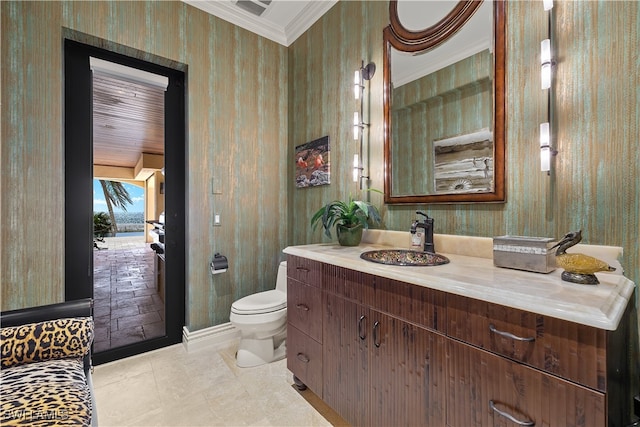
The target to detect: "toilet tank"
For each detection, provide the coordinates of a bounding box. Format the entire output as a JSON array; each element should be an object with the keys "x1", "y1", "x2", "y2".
[{"x1": 275, "y1": 261, "x2": 287, "y2": 293}]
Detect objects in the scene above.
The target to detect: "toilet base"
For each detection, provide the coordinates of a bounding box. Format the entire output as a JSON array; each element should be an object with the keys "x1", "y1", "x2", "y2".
[{"x1": 236, "y1": 336, "x2": 286, "y2": 368}]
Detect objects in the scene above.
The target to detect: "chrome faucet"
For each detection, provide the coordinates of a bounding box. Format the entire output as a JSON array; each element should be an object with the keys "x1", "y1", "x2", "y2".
[{"x1": 410, "y1": 211, "x2": 435, "y2": 253}]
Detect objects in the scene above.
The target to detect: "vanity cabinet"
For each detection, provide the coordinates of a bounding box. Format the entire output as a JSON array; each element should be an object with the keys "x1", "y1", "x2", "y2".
[{"x1": 285, "y1": 252, "x2": 634, "y2": 427}]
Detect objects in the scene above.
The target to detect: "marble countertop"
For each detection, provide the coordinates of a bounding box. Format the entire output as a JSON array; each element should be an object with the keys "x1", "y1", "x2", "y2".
[{"x1": 283, "y1": 235, "x2": 635, "y2": 331}]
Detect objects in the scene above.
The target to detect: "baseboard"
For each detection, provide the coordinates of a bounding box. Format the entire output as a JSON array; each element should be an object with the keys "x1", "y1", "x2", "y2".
[{"x1": 182, "y1": 322, "x2": 240, "y2": 352}]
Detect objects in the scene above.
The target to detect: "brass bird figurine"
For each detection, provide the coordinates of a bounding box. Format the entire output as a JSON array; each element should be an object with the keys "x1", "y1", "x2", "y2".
[{"x1": 550, "y1": 230, "x2": 616, "y2": 285}]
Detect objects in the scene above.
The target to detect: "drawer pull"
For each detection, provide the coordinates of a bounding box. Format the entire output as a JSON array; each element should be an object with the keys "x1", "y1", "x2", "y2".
[
  {"x1": 296, "y1": 353, "x2": 310, "y2": 363},
  {"x1": 296, "y1": 267, "x2": 310, "y2": 272},
  {"x1": 489, "y1": 400, "x2": 535, "y2": 426},
  {"x1": 373, "y1": 321, "x2": 381, "y2": 348},
  {"x1": 489, "y1": 324, "x2": 535, "y2": 342},
  {"x1": 296, "y1": 303, "x2": 310, "y2": 311},
  {"x1": 358, "y1": 315, "x2": 367, "y2": 340}
]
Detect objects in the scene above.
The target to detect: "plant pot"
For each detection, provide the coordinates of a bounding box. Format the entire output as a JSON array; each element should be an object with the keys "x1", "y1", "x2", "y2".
[{"x1": 336, "y1": 224, "x2": 363, "y2": 246}]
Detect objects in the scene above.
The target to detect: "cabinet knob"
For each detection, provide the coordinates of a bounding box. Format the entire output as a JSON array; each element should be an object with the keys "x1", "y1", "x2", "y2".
[
  {"x1": 296, "y1": 353, "x2": 310, "y2": 363},
  {"x1": 489, "y1": 400, "x2": 535, "y2": 426},
  {"x1": 489, "y1": 324, "x2": 535, "y2": 342}
]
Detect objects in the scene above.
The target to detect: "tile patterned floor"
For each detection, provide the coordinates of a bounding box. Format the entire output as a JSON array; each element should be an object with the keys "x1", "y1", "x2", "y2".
[
  {"x1": 93, "y1": 236, "x2": 165, "y2": 352},
  {"x1": 92, "y1": 342, "x2": 338, "y2": 426}
]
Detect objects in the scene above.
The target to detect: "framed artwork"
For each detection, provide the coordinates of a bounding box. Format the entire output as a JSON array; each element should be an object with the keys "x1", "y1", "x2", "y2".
[
  {"x1": 295, "y1": 136, "x2": 330, "y2": 188},
  {"x1": 433, "y1": 128, "x2": 493, "y2": 193}
]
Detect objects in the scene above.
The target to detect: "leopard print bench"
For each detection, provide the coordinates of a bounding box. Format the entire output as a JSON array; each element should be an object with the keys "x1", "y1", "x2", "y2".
[{"x1": 1, "y1": 317, "x2": 94, "y2": 426}]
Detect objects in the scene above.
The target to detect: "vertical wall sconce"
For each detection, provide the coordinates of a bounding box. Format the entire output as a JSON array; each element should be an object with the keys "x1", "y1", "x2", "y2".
[
  {"x1": 540, "y1": 0, "x2": 557, "y2": 174},
  {"x1": 352, "y1": 61, "x2": 375, "y2": 188}
]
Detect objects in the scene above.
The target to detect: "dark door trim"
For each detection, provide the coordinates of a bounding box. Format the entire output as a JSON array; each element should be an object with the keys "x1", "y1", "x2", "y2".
[{"x1": 64, "y1": 39, "x2": 186, "y2": 364}]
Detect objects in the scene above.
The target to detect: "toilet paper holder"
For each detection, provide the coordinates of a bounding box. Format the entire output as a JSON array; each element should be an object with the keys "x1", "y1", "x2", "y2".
[{"x1": 210, "y1": 253, "x2": 228, "y2": 275}]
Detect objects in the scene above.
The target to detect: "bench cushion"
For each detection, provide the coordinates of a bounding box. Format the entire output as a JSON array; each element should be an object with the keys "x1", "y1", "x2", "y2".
[
  {"x1": 0, "y1": 357, "x2": 92, "y2": 426},
  {"x1": 1, "y1": 318, "x2": 93, "y2": 369}
]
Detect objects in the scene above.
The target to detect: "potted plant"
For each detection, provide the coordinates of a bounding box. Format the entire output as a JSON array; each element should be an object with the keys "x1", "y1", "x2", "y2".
[{"x1": 311, "y1": 196, "x2": 382, "y2": 246}]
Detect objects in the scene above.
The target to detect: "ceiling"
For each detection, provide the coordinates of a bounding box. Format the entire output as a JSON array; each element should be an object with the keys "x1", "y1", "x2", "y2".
[{"x1": 93, "y1": 74, "x2": 165, "y2": 170}]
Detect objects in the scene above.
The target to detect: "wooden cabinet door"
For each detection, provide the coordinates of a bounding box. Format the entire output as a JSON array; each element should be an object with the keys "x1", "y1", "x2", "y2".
[
  {"x1": 323, "y1": 292, "x2": 370, "y2": 426},
  {"x1": 370, "y1": 310, "x2": 447, "y2": 427},
  {"x1": 447, "y1": 339, "x2": 606, "y2": 427}
]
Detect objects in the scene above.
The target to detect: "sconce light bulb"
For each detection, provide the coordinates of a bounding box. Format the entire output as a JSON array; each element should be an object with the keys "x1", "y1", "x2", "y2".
[
  {"x1": 540, "y1": 39, "x2": 552, "y2": 90},
  {"x1": 541, "y1": 63, "x2": 552, "y2": 90},
  {"x1": 541, "y1": 39, "x2": 551, "y2": 64},
  {"x1": 353, "y1": 154, "x2": 359, "y2": 182},
  {"x1": 541, "y1": 147, "x2": 551, "y2": 172},
  {"x1": 354, "y1": 70, "x2": 361, "y2": 100},
  {"x1": 543, "y1": 0, "x2": 553, "y2": 11},
  {"x1": 540, "y1": 122, "x2": 550, "y2": 147},
  {"x1": 540, "y1": 122, "x2": 551, "y2": 172},
  {"x1": 353, "y1": 112, "x2": 360, "y2": 140}
]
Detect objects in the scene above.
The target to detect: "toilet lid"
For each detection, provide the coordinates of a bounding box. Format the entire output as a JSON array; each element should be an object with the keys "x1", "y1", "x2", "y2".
[{"x1": 231, "y1": 290, "x2": 286, "y2": 314}]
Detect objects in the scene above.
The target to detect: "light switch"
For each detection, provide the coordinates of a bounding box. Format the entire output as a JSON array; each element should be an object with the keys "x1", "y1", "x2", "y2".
[
  {"x1": 214, "y1": 213, "x2": 221, "y2": 226},
  {"x1": 212, "y1": 177, "x2": 222, "y2": 195}
]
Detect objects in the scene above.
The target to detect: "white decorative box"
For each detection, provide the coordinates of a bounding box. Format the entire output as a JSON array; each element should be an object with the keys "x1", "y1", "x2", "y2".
[{"x1": 493, "y1": 236, "x2": 557, "y2": 273}]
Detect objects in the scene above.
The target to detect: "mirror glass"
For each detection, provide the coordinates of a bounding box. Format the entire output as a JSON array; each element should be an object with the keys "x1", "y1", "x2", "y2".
[{"x1": 383, "y1": 0, "x2": 505, "y2": 204}]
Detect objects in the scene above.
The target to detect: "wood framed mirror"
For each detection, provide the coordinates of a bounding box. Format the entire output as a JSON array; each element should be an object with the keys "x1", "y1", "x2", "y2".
[{"x1": 383, "y1": 0, "x2": 505, "y2": 204}]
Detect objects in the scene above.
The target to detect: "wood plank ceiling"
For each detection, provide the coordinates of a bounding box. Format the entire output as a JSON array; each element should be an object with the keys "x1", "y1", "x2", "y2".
[{"x1": 92, "y1": 74, "x2": 164, "y2": 168}]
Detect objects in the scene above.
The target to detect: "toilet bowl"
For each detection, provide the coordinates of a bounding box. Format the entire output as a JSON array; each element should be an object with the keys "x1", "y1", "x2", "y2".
[{"x1": 230, "y1": 261, "x2": 287, "y2": 367}]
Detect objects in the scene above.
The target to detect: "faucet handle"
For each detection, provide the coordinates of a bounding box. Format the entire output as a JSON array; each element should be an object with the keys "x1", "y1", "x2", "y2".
[{"x1": 416, "y1": 211, "x2": 429, "y2": 221}]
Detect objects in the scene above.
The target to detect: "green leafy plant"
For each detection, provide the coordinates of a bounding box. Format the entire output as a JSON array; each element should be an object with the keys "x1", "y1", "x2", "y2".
[
  {"x1": 311, "y1": 196, "x2": 382, "y2": 239},
  {"x1": 93, "y1": 212, "x2": 113, "y2": 238}
]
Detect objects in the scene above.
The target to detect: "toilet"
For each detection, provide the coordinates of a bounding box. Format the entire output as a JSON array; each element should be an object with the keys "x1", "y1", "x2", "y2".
[{"x1": 229, "y1": 261, "x2": 287, "y2": 367}]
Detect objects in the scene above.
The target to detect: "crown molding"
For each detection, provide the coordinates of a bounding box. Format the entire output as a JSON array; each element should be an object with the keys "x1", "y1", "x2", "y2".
[
  {"x1": 284, "y1": 1, "x2": 338, "y2": 46},
  {"x1": 182, "y1": 0, "x2": 337, "y2": 47}
]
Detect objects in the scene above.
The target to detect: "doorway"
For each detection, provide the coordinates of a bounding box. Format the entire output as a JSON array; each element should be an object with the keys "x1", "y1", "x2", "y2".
[{"x1": 64, "y1": 39, "x2": 186, "y2": 365}]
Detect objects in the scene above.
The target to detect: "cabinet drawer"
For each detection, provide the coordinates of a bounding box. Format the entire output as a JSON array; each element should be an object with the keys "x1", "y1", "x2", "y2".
[
  {"x1": 287, "y1": 324, "x2": 323, "y2": 397},
  {"x1": 447, "y1": 294, "x2": 607, "y2": 391},
  {"x1": 287, "y1": 278, "x2": 322, "y2": 342},
  {"x1": 447, "y1": 339, "x2": 605, "y2": 427},
  {"x1": 287, "y1": 255, "x2": 322, "y2": 287},
  {"x1": 323, "y1": 263, "x2": 375, "y2": 306},
  {"x1": 375, "y1": 276, "x2": 447, "y2": 333}
]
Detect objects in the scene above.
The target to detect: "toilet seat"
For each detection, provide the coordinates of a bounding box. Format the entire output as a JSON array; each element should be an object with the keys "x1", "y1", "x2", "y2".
[{"x1": 231, "y1": 290, "x2": 286, "y2": 315}]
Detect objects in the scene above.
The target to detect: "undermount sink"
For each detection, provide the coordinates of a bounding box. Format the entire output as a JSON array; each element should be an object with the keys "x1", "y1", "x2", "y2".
[{"x1": 360, "y1": 249, "x2": 450, "y2": 266}]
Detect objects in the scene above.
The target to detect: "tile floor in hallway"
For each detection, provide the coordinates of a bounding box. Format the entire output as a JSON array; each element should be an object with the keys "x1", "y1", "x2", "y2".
[
  {"x1": 92, "y1": 342, "x2": 337, "y2": 426},
  {"x1": 93, "y1": 235, "x2": 165, "y2": 352}
]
